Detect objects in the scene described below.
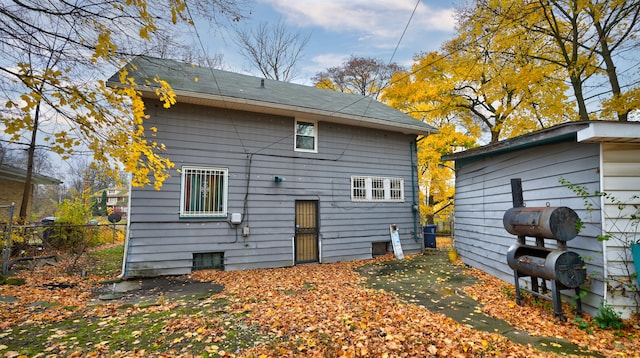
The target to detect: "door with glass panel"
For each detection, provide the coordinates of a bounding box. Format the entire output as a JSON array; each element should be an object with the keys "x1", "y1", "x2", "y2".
[{"x1": 295, "y1": 200, "x2": 319, "y2": 264}]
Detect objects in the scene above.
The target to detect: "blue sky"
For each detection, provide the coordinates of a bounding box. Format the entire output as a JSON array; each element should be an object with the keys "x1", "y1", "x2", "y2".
[
  {"x1": 1, "y1": 0, "x2": 461, "y2": 181},
  {"x1": 192, "y1": 0, "x2": 460, "y2": 84}
]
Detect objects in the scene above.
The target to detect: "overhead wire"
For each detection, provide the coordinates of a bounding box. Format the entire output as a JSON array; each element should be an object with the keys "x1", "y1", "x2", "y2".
[
  {"x1": 183, "y1": 1, "x2": 248, "y2": 154},
  {"x1": 336, "y1": 0, "x2": 422, "y2": 117},
  {"x1": 178, "y1": 0, "x2": 449, "y2": 125}
]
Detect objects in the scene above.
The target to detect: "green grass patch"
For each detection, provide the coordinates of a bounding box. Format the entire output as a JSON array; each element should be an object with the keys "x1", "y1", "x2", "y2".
[
  {"x1": 0, "y1": 275, "x2": 25, "y2": 285},
  {"x1": 0, "y1": 298, "x2": 273, "y2": 357},
  {"x1": 87, "y1": 244, "x2": 124, "y2": 277}
]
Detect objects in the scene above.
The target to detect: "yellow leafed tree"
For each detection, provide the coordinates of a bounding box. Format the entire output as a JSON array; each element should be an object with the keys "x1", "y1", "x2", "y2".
[
  {"x1": 470, "y1": 0, "x2": 640, "y2": 121},
  {"x1": 0, "y1": 0, "x2": 246, "y2": 219},
  {"x1": 416, "y1": 124, "x2": 476, "y2": 223},
  {"x1": 383, "y1": 8, "x2": 574, "y2": 222}
]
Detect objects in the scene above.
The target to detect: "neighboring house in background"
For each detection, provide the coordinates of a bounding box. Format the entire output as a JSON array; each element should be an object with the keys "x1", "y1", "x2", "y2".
[
  {"x1": 444, "y1": 121, "x2": 640, "y2": 318},
  {"x1": 108, "y1": 56, "x2": 438, "y2": 277},
  {"x1": 94, "y1": 187, "x2": 129, "y2": 216},
  {"x1": 0, "y1": 164, "x2": 62, "y2": 221}
]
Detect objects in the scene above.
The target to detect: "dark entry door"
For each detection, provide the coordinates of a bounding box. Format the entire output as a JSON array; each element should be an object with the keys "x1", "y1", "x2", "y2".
[{"x1": 295, "y1": 200, "x2": 319, "y2": 264}]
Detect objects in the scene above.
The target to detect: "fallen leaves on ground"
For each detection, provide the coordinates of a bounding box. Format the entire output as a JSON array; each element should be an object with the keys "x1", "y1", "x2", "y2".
[
  {"x1": 193, "y1": 258, "x2": 548, "y2": 357},
  {"x1": 463, "y1": 267, "x2": 640, "y2": 357},
  {"x1": 1, "y1": 246, "x2": 638, "y2": 357}
]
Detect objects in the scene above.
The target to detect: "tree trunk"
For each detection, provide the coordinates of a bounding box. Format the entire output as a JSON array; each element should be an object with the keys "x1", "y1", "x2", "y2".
[
  {"x1": 568, "y1": 74, "x2": 591, "y2": 121},
  {"x1": 19, "y1": 103, "x2": 40, "y2": 221},
  {"x1": 593, "y1": 20, "x2": 628, "y2": 121}
]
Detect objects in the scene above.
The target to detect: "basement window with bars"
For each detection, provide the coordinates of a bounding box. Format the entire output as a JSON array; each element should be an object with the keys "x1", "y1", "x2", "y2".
[
  {"x1": 192, "y1": 252, "x2": 224, "y2": 271},
  {"x1": 351, "y1": 176, "x2": 404, "y2": 202},
  {"x1": 180, "y1": 166, "x2": 228, "y2": 218}
]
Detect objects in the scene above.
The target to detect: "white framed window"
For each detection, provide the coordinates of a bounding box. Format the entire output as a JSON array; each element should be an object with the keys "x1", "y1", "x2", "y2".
[
  {"x1": 389, "y1": 178, "x2": 403, "y2": 200},
  {"x1": 295, "y1": 119, "x2": 317, "y2": 153},
  {"x1": 180, "y1": 166, "x2": 228, "y2": 217},
  {"x1": 351, "y1": 176, "x2": 405, "y2": 202}
]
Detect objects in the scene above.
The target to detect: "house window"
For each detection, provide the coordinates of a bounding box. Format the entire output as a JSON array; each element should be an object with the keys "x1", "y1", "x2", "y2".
[
  {"x1": 371, "y1": 177, "x2": 385, "y2": 200},
  {"x1": 295, "y1": 119, "x2": 317, "y2": 152},
  {"x1": 352, "y1": 176, "x2": 366, "y2": 199},
  {"x1": 389, "y1": 178, "x2": 403, "y2": 200},
  {"x1": 351, "y1": 176, "x2": 405, "y2": 202},
  {"x1": 193, "y1": 252, "x2": 224, "y2": 270},
  {"x1": 180, "y1": 166, "x2": 228, "y2": 217}
]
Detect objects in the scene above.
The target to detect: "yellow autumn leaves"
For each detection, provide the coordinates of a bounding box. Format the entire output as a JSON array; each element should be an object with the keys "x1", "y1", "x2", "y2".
[{"x1": 1, "y1": 0, "x2": 197, "y2": 191}]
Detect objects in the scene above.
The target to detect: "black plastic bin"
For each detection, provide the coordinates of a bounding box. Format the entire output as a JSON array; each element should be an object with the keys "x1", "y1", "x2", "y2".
[{"x1": 424, "y1": 224, "x2": 437, "y2": 248}]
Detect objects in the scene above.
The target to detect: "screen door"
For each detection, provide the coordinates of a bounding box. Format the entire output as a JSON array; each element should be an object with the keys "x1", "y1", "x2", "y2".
[{"x1": 295, "y1": 200, "x2": 319, "y2": 264}]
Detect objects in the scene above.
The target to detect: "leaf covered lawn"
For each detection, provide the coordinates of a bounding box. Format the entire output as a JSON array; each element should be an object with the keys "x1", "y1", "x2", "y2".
[{"x1": 1, "y1": 245, "x2": 639, "y2": 357}]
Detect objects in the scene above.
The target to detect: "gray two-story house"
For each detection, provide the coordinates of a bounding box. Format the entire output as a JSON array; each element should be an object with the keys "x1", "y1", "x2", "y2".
[{"x1": 108, "y1": 56, "x2": 437, "y2": 277}]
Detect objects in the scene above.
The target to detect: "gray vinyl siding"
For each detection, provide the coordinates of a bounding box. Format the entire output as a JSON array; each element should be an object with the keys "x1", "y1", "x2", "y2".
[
  {"x1": 453, "y1": 141, "x2": 603, "y2": 315},
  {"x1": 601, "y1": 143, "x2": 640, "y2": 318},
  {"x1": 125, "y1": 102, "x2": 422, "y2": 276}
]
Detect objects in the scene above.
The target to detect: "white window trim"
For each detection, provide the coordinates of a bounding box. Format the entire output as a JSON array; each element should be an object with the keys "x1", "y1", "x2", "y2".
[
  {"x1": 294, "y1": 118, "x2": 318, "y2": 153},
  {"x1": 351, "y1": 176, "x2": 405, "y2": 202},
  {"x1": 180, "y1": 166, "x2": 229, "y2": 218}
]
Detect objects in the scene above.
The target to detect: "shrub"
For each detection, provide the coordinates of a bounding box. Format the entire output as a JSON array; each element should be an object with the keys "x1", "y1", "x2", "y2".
[{"x1": 594, "y1": 301, "x2": 624, "y2": 329}]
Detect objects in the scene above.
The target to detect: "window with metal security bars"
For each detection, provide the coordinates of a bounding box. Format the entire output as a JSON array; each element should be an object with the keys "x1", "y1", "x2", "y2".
[
  {"x1": 390, "y1": 178, "x2": 403, "y2": 200},
  {"x1": 371, "y1": 177, "x2": 385, "y2": 200},
  {"x1": 180, "y1": 166, "x2": 228, "y2": 217},
  {"x1": 352, "y1": 176, "x2": 366, "y2": 199},
  {"x1": 192, "y1": 252, "x2": 224, "y2": 270},
  {"x1": 351, "y1": 176, "x2": 404, "y2": 202}
]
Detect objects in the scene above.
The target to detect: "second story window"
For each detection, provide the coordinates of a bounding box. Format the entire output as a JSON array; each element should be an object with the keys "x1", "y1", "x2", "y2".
[{"x1": 295, "y1": 119, "x2": 317, "y2": 153}]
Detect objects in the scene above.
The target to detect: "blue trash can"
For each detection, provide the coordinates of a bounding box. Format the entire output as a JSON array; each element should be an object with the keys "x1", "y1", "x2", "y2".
[
  {"x1": 632, "y1": 243, "x2": 640, "y2": 288},
  {"x1": 424, "y1": 224, "x2": 437, "y2": 248}
]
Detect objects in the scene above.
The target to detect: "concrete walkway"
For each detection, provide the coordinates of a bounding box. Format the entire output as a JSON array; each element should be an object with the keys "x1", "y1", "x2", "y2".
[{"x1": 356, "y1": 250, "x2": 602, "y2": 357}]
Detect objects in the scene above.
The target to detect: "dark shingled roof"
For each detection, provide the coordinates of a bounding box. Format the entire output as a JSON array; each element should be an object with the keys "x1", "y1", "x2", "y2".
[
  {"x1": 107, "y1": 56, "x2": 438, "y2": 136},
  {"x1": 0, "y1": 165, "x2": 62, "y2": 185},
  {"x1": 443, "y1": 121, "x2": 640, "y2": 167}
]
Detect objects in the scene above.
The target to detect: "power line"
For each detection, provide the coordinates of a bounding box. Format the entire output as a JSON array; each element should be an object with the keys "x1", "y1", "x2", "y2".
[
  {"x1": 389, "y1": 0, "x2": 421, "y2": 65},
  {"x1": 183, "y1": 1, "x2": 248, "y2": 154},
  {"x1": 339, "y1": 0, "x2": 422, "y2": 118}
]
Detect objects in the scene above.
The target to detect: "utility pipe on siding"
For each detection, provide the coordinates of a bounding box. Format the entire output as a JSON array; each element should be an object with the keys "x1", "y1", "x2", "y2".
[{"x1": 410, "y1": 139, "x2": 419, "y2": 242}]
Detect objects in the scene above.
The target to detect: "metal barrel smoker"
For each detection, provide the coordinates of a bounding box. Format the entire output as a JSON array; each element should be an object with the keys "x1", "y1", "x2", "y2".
[{"x1": 504, "y1": 179, "x2": 587, "y2": 321}]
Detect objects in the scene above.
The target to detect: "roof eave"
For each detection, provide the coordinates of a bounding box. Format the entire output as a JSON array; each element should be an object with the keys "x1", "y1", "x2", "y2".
[
  {"x1": 0, "y1": 167, "x2": 62, "y2": 185},
  {"x1": 576, "y1": 121, "x2": 640, "y2": 143},
  {"x1": 443, "y1": 122, "x2": 588, "y2": 163},
  {"x1": 128, "y1": 84, "x2": 436, "y2": 136}
]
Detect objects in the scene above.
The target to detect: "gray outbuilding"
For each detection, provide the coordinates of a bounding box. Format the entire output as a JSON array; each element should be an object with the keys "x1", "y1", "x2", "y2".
[{"x1": 444, "y1": 121, "x2": 640, "y2": 318}]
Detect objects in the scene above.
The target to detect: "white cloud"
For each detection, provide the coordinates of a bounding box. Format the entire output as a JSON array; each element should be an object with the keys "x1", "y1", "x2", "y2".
[
  {"x1": 263, "y1": 0, "x2": 456, "y2": 42},
  {"x1": 310, "y1": 53, "x2": 350, "y2": 69}
]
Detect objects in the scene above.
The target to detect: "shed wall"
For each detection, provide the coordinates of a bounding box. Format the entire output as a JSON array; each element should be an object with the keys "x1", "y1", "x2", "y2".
[
  {"x1": 125, "y1": 102, "x2": 422, "y2": 276},
  {"x1": 601, "y1": 143, "x2": 640, "y2": 318},
  {"x1": 453, "y1": 141, "x2": 603, "y2": 315}
]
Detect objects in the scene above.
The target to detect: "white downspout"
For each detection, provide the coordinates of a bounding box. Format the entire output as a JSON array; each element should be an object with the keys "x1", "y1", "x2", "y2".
[
  {"x1": 599, "y1": 143, "x2": 608, "y2": 303},
  {"x1": 118, "y1": 178, "x2": 133, "y2": 279}
]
